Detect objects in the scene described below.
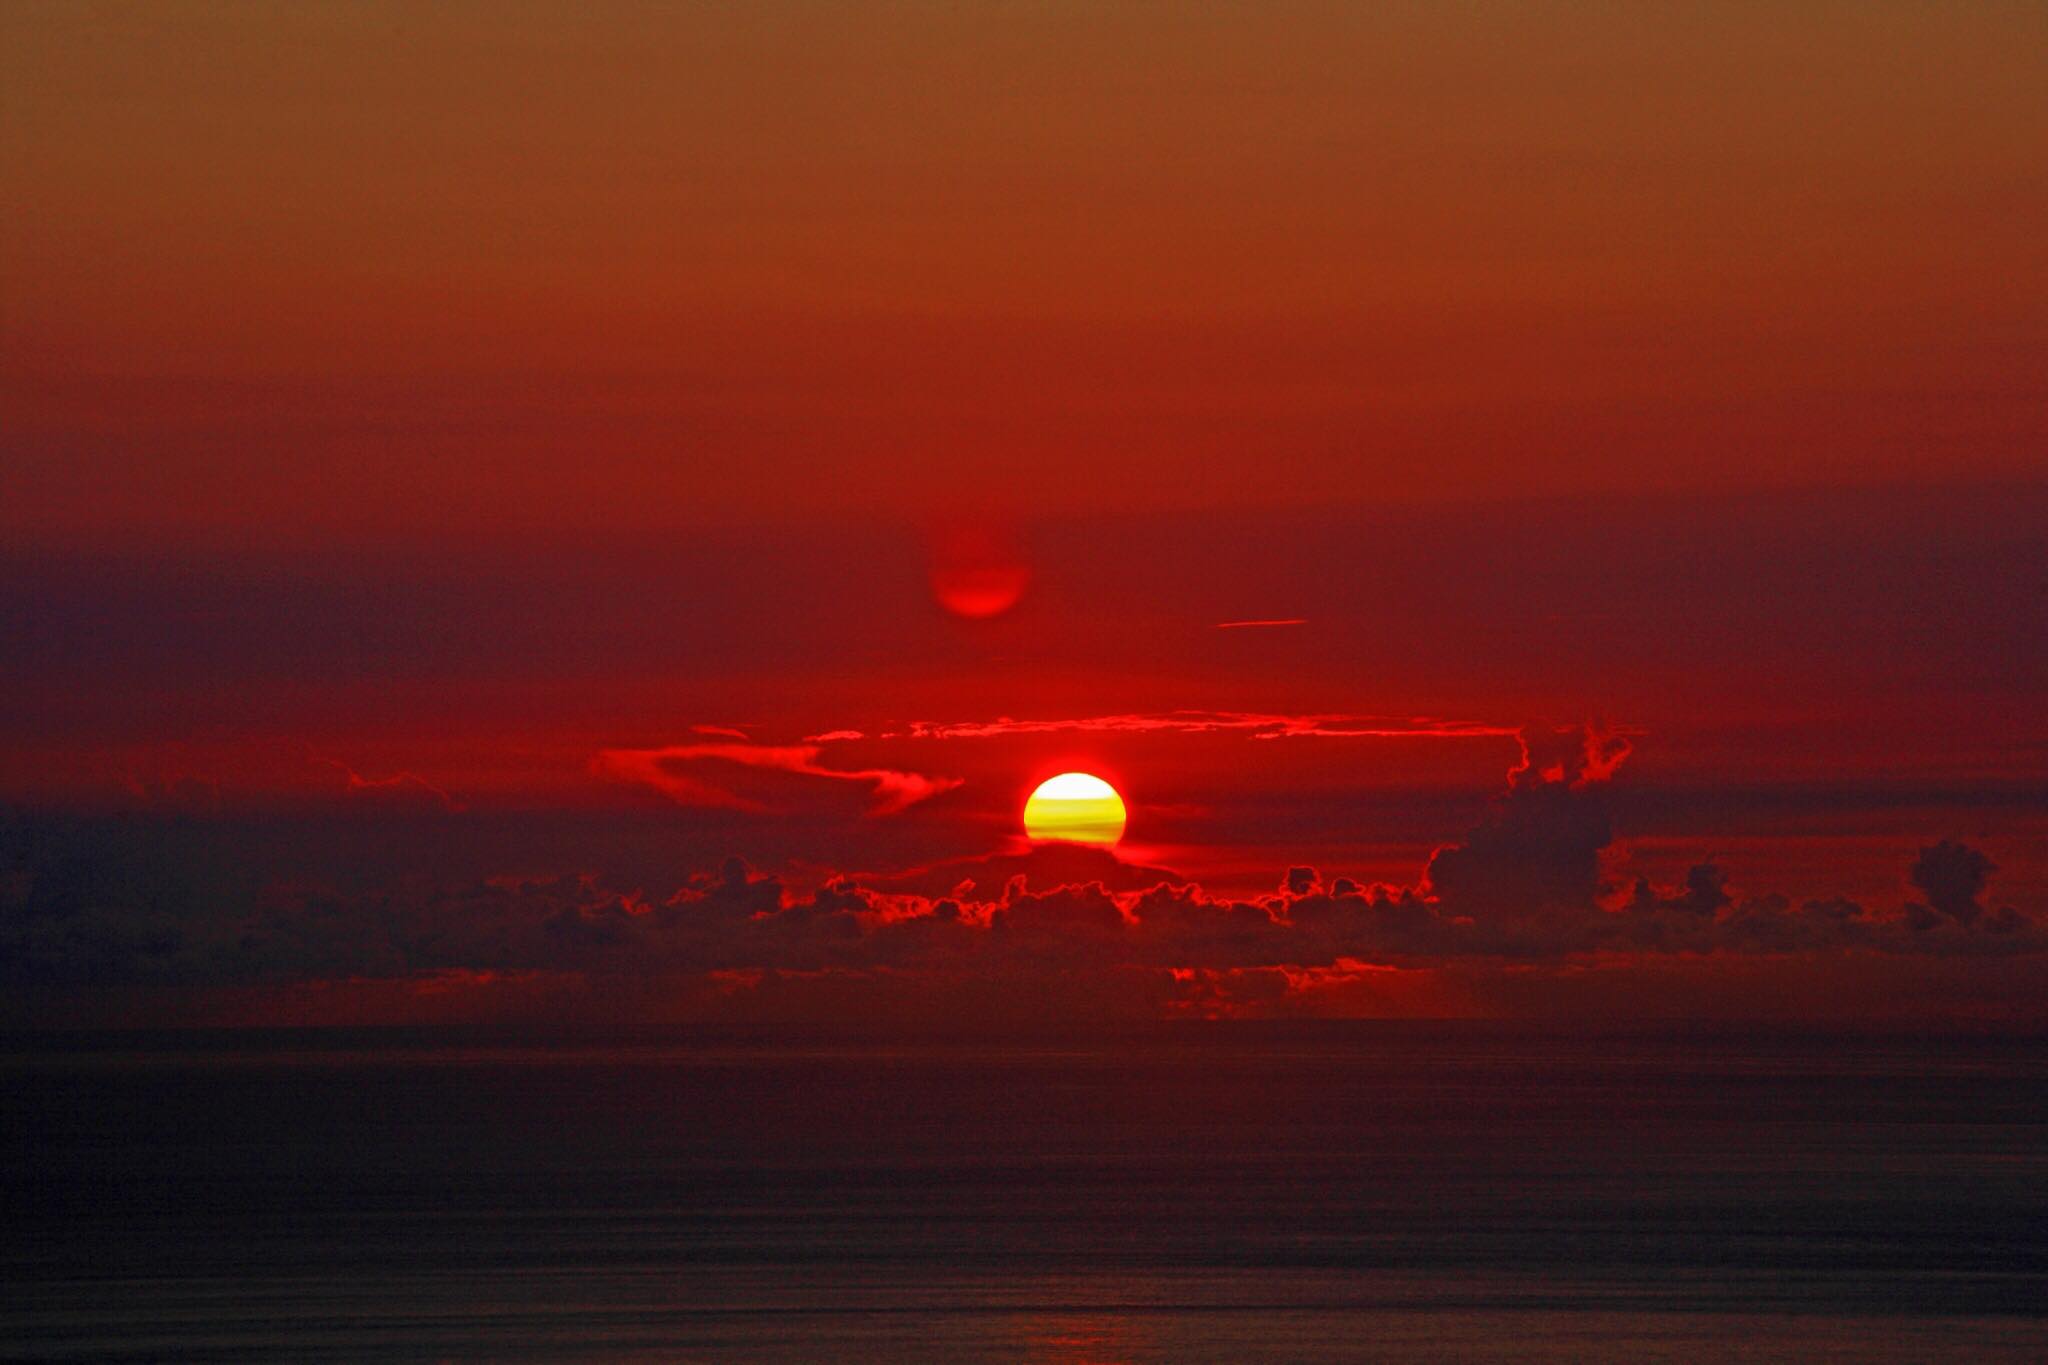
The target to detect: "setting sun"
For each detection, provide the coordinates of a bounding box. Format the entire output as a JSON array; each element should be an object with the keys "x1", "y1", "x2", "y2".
[{"x1": 1023, "y1": 772, "x2": 1127, "y2": 846}]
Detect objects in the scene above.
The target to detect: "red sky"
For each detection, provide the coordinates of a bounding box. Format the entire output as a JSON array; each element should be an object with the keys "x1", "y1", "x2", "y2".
[{"x1": 2, "y1": 3, "x2": 2044, "y2": 1028}]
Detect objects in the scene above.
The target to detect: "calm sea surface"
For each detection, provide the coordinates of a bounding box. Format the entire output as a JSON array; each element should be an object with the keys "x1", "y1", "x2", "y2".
[{"x1": 5, "y1": 1026, "x2": 2046, "y2": 1361}]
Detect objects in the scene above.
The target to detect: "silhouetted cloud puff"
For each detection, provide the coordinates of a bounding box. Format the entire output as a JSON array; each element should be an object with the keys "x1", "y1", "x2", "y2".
[{"x1": 1909, "y1": 839, "x2": 2003, "y2": 928}]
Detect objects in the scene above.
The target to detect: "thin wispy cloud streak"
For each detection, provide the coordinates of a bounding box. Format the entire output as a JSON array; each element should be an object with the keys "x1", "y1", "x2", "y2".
[
  {"x1": 593, "y1": 742, "x2": 962, "y2": 815},
  {"x1": 312, "y1": 755, "x2": 464, "y2": 811},
  {"x1": 898, "y1": 712, "x2": 1526, "y2": 741}
]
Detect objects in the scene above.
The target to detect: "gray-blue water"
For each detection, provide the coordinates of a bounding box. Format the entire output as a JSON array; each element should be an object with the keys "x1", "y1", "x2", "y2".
[{"x1": 6, "y1": 1027, "x2": 2046, "y2": 1360}]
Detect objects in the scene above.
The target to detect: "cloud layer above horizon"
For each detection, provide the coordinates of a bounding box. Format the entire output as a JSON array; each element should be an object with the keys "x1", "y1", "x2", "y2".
[{"x1": 8, "y1": 727, "x2": 2039, "y2": 1029}]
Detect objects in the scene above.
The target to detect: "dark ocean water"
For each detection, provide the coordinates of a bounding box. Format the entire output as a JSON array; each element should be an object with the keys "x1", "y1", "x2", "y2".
[{"x1": 5, "y1": 1026, "x2": 2046, "y2": 1361}]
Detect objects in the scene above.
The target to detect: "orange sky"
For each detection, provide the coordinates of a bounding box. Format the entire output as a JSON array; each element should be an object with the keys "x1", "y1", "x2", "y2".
[{"x1": 6, "y1": 2, "x2": 2045, "y2": 540}]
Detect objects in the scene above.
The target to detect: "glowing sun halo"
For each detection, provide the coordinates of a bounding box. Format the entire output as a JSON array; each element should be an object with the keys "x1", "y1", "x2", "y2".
[{"x1": 1023, "y1": 772, "x2": 1127, "y2": 846}]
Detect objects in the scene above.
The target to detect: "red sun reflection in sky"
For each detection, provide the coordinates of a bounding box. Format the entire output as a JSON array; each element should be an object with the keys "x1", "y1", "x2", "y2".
[{"x1": 930, "y1": 524, "x2": 1031, "y2": 619}]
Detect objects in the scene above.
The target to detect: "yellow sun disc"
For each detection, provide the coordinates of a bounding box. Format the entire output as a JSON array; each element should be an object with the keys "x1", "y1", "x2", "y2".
[{"x1": 1023, "y1": 772, "x2": 1127, "y2": 846}]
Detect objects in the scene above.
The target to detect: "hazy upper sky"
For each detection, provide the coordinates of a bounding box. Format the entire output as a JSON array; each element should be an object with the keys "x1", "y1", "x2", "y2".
[{"x1": 5, "y1": 1, "x2": 2044, "y2": 541}]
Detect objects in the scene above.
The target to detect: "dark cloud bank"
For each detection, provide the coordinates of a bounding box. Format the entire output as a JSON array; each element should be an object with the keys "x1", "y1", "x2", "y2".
[{"x1": 3, "y1": 730, "x2": 2038, "y2": 1026}]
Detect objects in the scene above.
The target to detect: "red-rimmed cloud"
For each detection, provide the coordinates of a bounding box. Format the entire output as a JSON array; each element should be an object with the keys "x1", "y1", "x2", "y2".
[
  {"x1": 896, "y1": 711, "x2": 1527, "y2": 741},
  {"x1": 592, "y1": 742, "x2": 961, "y2": 815}
]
